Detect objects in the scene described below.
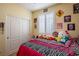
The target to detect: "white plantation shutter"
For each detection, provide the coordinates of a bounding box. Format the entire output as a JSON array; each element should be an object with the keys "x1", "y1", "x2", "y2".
[
  {"x1": 38, "y1": 12, "x2": 55, "y2": 34},
  {"x1": 38, "y1": 14, "x2": 45, "y2": 34},
  {"x1": 46, "y1": 13, "x2": 55, "y2": 34}
]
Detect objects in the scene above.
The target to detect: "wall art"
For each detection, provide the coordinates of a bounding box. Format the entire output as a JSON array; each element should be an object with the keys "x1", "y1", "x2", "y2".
[
  {"x1": 57, "y1": 23, "x2": 63, "y2": 29},
  {"x1": 64, "y1": 15, "x2": 71, "y2": 22},
  {"x1": 67, "y1": 24, "x2": 75, "y2": 30},
  {"x1": 73, "y1": 3, "x2": 79, "y2": 14}
]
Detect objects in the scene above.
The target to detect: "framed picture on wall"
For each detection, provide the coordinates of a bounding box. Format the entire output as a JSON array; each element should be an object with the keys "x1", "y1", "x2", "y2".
[
  {"x1": 57, "y1": 23, "x2": 63, "y2": 29},
  {"x1": 64, "y1": 15, "x2": 71, "y2": 22},
  {"x1": 73, "y1": 3, "x2": 79, "y2": 14},
  {"x1": 67, "y1": 24, "x2": 75, "y2": 30},
  {"x1": 0, "y1": 22, "x2": 4, "y2": 34},
  {"x1": 34, "y1": 18, "x2": 37, "y2": 23},
  {"x1": 34, "y1": 24, "x2": 37, "y2": 29}
]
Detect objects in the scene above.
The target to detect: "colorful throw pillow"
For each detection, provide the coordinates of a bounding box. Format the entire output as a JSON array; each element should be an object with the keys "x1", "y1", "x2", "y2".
[
  {"x1": 44, "y1": 34, "x2": 55, "y2": 40},
  {"x1": 42, "y1": 34, "x2": 47, "y2": 39},
  {"x1": 38, "y1": 34, "x2": 55, "y2": 40},
  {"x1": 38, "y1": 34, "x2": 42, "y2": 38}
]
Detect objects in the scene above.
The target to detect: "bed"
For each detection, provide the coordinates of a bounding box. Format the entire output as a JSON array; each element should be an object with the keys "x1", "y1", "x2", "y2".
[{"x1": 17, "y1": 38, "x2": 79, "y2": 56}]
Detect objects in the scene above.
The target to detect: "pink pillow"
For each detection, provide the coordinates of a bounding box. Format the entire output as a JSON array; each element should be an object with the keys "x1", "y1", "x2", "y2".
[{"x1": 65, "y1": 40, "x2": 71, "y2": 47}]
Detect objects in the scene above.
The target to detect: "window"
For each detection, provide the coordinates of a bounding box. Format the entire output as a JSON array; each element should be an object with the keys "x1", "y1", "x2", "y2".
[
  {"x1": 38, "y1": 12, "x2": 55, "y2": 34},
  {"x1": 38, "y1": 14, "x2": 45, "y2": 34}
]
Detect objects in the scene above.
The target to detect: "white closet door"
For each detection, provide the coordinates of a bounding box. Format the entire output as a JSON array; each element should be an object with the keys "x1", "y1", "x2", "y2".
[
  {"x1": 5, "y1": 16, "x2": 11, "y2": 54},
  {"x1": 5, "y1": 16, "x2": 20, "y2": 55},
  {"x1": 10, "y1": 17, "x2": 21, "y2": 50},
  {"x1": 38, "y1": 14, "x2": 45, "y2": 34},
  {"x1": 20, "y1": 19, "x2": 30, "y2": 43},
  {"x1": 46, "y1": 12, "x2": 55, "y2": 34},
  {"x1": 5, "y1": 16, "x2": 30, "y2": 55}
]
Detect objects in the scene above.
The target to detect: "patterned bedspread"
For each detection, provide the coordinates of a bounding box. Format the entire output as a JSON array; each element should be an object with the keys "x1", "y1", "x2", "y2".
[
  {"x1": 20, "y1": 39, "x2": 75, "y2": 56},
  {"x1": 23, "y1": 42, "x2": 67, "y2": 56},
  {"x1": 69, "y1": 43, "x2": 79, "y2": 56}
]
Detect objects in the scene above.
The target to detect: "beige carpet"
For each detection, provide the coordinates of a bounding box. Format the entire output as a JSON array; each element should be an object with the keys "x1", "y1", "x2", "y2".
[{"x1": 9, "y1": 52, "x2": 16, "y2": 56}]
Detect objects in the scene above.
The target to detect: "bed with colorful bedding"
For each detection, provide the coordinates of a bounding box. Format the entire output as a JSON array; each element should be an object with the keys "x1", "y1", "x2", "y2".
[
  {"x1": 17, "y1": 31, "x2": 79, "y2": 56},
  {"x1": 17, "y1": 39, "x2": 77, "y2": 56}
]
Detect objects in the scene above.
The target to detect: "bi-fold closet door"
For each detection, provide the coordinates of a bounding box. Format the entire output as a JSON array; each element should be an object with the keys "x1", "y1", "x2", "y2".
[{"x1": 5, "y1": 16, "x2": 30, "y2": 55}]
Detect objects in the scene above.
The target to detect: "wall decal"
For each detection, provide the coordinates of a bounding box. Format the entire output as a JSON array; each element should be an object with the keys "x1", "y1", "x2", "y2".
[
  {"x1": 64, "y1": 15, "x2": 71, "y2": 22},
  {"x1": 56, "y1": 10, "x2": 64, "y2": 17},
  {"x1": 67, "y1": 24, "x2": 75, "y2": 30}
]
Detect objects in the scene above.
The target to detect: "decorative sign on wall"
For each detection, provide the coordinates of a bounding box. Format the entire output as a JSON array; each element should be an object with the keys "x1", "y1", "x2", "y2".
[
  {"x1": 34, "y1": 18, "x2": 37, "y2": 23},
  {"x1": 34, "y1": 18, "x2": 37, "y2": 29},
  {"x1": 64, "y1": 15, "x2": 71, "y2": 22},
  {"x1": 34, "y1": 23, "x2": 37, "y2": 29},
  {"x1": 73, "y1": 3, "x2": 79, "y2": 14},
  {"x1": 67, "y1": 24, "x2": 75, "y2": 30},
  {"x1": 43, "y1": 8, "x2": 48, "y2": 13},
  {"x1": 0, "y1": 22, "x2": 4, "y2": 34},
  {"x1": 57, "y1": 23, "x2": 63, "y2": 29},
  {"x1": 56, "y1": 10, "x2": 64, "y2": 17}
]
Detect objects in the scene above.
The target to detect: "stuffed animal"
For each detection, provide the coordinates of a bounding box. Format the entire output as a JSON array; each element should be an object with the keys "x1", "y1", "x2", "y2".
[
  {"x1": 47, "y1": 36, "x2": 55, "y2": 40},
  {"x1": 54, "y1": 36, "x2": 62, "y2": 42},
  {"x1": 52, "y1": 31, "x2": 58, "y2": 37},
  {"x1": 58, "y1": 31, "x2": 69, "y2": 44},
  {"x1": 32, "y1": 34, "x2": 35, "y2": 38}
]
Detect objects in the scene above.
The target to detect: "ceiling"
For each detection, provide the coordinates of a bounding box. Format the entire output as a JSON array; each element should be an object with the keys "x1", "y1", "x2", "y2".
[{"x1": 19, "y1": 3, "x2": 56, "y2": 11}]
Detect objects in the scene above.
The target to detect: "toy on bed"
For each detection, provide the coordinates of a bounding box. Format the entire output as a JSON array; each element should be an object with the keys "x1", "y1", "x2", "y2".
[
  {"x1": 58, "y1": 31, "x2": 69, "y2": 44},
  {"x1": 32, "y1": 33, "x2": 36, "y2": 38},
  {"x1": 52, "y1": 31, "x2": 62, "y2": 42},
  {"x1": 34, "y1": 34, "x2": 55, "y2": 40},
  {"x1": 52, "y1": 31, "x2": 70, "y2": 44},
  {"x1": 42, "y1": 34, "x2": 55, "y2": 40}
]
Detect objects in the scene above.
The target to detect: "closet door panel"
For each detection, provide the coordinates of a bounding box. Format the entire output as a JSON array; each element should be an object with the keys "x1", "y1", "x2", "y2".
[
  {"x1": 5, "y1": 17, "x2": 11, "y2": 53},
  {"x1": 21, "y1": 19, "x2": 30, "y2": 43},
  {"x1": 5, "y1": 16, "x2": 30, "y2": 55},
  {"x1": 10, "y1": 17, "x2": 21, "y2": 50}
]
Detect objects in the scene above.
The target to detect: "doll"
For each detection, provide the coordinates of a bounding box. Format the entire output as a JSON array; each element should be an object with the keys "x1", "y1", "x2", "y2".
[{"x1": 58, "y1": 31, "x2": 69, "y2": 44}]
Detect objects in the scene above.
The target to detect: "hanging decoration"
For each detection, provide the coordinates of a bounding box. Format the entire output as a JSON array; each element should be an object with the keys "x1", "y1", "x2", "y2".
[{"x1": 56, "y1": 10, "x2": 64, "y2": 17}]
